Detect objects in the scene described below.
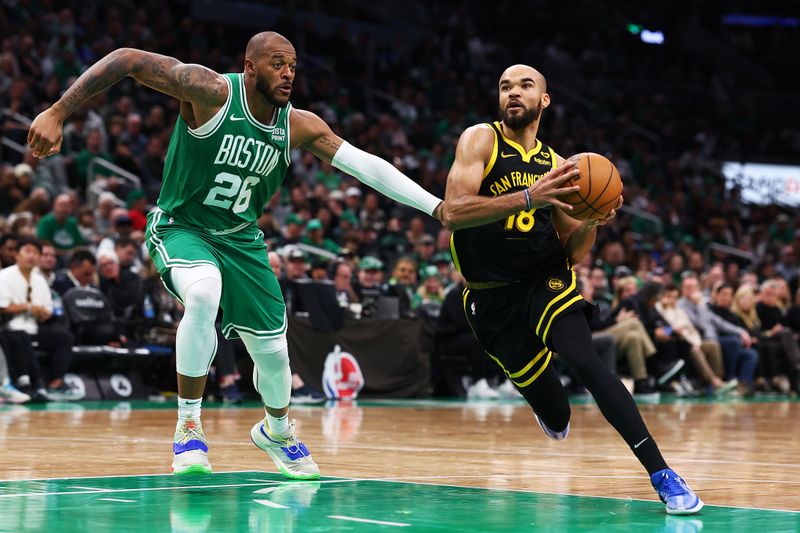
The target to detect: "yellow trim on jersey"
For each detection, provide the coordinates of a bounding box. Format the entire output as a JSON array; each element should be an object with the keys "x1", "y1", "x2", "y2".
[
  {"x1": 482, "y1": 125, "x2": 499, "y2": 179},
  {"x1": 450, "y1": 233, "x2": 462, "y2": 273},
  {"x1": 549, "y1": 147, "x2": 558, "y2": 168},
  {"x1": 514, "y1": 351, "x2": 552, "y2": 388},
  {"x1": 507, "y1": 347, "x2": 548, "y2": 379},
  {"x1": 494, "y1": 121, "x2": 543, "y2": 163},
  {"x1": 535, "y1": 270, "x2": 577, "y2": 336},
  {"x1": 462, "y1": 287, "x2": 470, "y2": 311},
  {"x1": 542, "y1": 294, "x2": 584, "y2": 341}
]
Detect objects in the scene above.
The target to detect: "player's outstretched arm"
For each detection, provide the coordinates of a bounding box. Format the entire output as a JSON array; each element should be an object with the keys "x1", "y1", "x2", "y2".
[
  {"x1": 443, "y1": 126, "x2": 581, "y2": 230},
  {"x1": 291, "y1": 108, "x2": 444, "y2": 222},
  {"x1": 28, "y1": 48, "x2": 227, "y2": 158}
]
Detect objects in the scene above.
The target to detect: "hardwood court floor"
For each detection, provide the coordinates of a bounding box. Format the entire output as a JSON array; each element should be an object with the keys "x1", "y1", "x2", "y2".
[{"x1": 1, "y1": 397, "x2": 799, "y2": 532}]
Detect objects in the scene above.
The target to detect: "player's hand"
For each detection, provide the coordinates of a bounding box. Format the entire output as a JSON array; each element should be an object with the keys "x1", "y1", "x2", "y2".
[
  {"x1": 27, "y1": 107, "x2": 65, "y2": 158},
  {"x1": 527, "y1": 160, "x2": 581, "y2": 211},
  {"x1": 586, "y1": 195, "x2": 624, "y2": 228}
]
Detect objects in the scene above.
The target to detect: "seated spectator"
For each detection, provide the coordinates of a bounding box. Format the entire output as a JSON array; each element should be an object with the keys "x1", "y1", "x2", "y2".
[
  {"x1": 658, "y1": 284, "x2": 738, "y2": 396},
  {"x1": 301, "y1": 218, "x2": 340, "y2": 254},
  {"x1": 413, "y1": 265, "x2": 445, "y2": 318},
  {"x1": 97, "y1": 251, "x2": 143, "y2": 340},
  {"x1": 732, "y1": 285, "x2": 794, "y2": 394},
  {"x1": 115, "y1": 235, "x2": 143, "y2": 274},
  {"x1": 755, "y1": 280, "x2": 800, "y2": 392},
  {"x1": 309, "y1": 256, "x2": 330, "y2": 281},
  {"x1": 0, "y1": 344, "x2": 30, "y2": 403},
  {"x1": 96, "y1": 210, "x2": 135, "y2": 259},
  {"x1": 332, "y1": 260, "x2": 359, "y2": 311},
  {"x1": 0, "y1": 234, "x2": 17, "y2": 268},
  {"x1": 126, "y1": 189, "x2": 148, "y2": 232},
  {"x1": 382, "y1": 256, "x2": 417, "y2": 318},
  {"x1": 0, "y1": 236, "x2": 77, "y2": 400},
  {"x1": 36, "y1": 194, "x2": 85, "y2": 257},
  {"x1": 53, "y1": 249, "x2": 97, "y2": 296},
  {"x1": 586, "y1": 275, "x2": 659, "y2": 397},
  {"x1": 354, "y1": 256, "x2": 384, "y2": 318},
  {"x1": 37, "y1": 241, "x2": 57, "y2": 286},
  {"x1": 707, "y1": 283, "x2": 758, "y2": 390}
]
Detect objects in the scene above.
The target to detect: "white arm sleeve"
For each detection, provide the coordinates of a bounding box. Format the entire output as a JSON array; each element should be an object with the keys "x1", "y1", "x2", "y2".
[{"x1": 331, "y1": 141, "x2": 441, "y2": 216}]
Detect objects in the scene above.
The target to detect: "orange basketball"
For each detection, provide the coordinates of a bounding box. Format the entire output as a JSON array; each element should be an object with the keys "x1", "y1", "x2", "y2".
[{"x1": 561, "y1": 152, "x2": 623, "y2": 221}]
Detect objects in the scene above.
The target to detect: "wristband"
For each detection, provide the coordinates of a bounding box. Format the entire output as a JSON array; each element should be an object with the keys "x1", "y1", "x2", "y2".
[{"x1": 523, "y1": 189, "x2": 532, "y2": 211}]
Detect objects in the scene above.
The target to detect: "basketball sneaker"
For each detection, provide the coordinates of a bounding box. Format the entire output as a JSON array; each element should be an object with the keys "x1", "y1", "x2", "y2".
[
  {"x1": 171, "y1": 419, "x2": 212, "y2": 475},
  {"x1": 250, "y1": 419, "x2": 320, "y2": 480},
  {"x1": 0, "y1": 379, "x2": 30, "y2": 404},
  {"x1": 534, "y1": 414, "x2": 570, "y2": 440},
  {"x1": 650, "y1": 469, "x2": 704, "y2": 515}
]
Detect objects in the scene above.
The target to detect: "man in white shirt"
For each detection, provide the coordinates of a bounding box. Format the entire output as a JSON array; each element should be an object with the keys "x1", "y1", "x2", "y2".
[{"x1": 0, "y1": 236, "x2": 78, "y2": 400}]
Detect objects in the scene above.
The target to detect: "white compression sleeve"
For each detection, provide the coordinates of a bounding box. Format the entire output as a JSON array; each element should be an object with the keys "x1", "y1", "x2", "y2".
[
  {"x1": 170, "y1": 265, "x2": 222, "y2": 378},
  {"x1": 331, "y1": 141, "x2": 442, "y2": 216}
]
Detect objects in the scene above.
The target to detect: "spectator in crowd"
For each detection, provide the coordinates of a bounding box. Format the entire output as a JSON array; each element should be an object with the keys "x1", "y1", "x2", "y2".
[
  {"x1": 126, "y1": 189, "x2": 148, "y2": 232},
  {"x1": 302, "y1": 218, "x2": 339, "y2": 254},
  {"x1": 383, "y1": 256, "x2": 417, "y2": 318},
  {"x1": 755, "y1": 280, "x2": 800, "y2": 392},
  {"x1": 36, "y1": 194, "x2": 85, "y2": 257},
  {"x1": 586, "y1": 276, "x2": 660, "y2": 398},
  {"x1": 94, "y1": 191, "x2": 122, "y2": 236},
  {"x1": 53, "y1": 249, "x2": 97, "y2": 296},
  {"x1": 678, "y1": 275, "x2": 759, "y2": 394},
  {"x1": 37, "y1": 241, "x2": 57, "y2": 286},
  {"x1": 0, "y1": 236, "x2": 77, "y2": 400},
  {"x1": 332, "y1": 261, "x2": 359, "y2": 309},
  {"x1": 96, "y1": 210, "x2": 134, "y2": 258},
  {"x1": 706, "y1": 283, "x2": 758, "y2": 394},
  {"x1": 354, "y1": 255, "x2": 384, "y2": 317},
  {"x1": 732, "y1": 285, "x2": 794, "y2": 394},
  {"x1": 0, "y1": 234, "x2": 17, "y2": 268},
  {"x1": 413, "y1": 265, "x2": 445, "y2": 314},
  {"x1": 97, "y1": 251, "x2": 142, "y2": 340},
  {"x1": 658, "y1": 284, "x2": 738, "y2": 396}
]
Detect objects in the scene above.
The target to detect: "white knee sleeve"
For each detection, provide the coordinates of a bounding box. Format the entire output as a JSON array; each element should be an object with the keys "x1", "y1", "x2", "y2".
[
  {"x1": 239, "y1": 332, "x2": 292, "y2": 409},
  {"x1": 171, "y1": 266, "x2": 222, "y2": 378}
]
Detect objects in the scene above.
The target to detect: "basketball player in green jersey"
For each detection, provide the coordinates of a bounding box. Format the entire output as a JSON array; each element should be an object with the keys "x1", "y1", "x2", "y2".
[
  {"x1": 28, "y1": 32, "x2": 443, "y2": 479},
  {"x1": 443, "y1": 64, "x2": 702, "y2": 514}
]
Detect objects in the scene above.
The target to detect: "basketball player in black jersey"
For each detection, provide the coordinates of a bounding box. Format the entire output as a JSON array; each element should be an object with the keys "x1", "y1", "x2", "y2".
[{"x1": 441, "y1": 64, "x2": 702, "y2": 515}]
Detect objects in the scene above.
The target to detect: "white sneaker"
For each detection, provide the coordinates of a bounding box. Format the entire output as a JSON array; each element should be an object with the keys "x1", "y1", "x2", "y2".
[
  {"x1": 467, "y1": 378, "x2": 500, "y2": 400},
  {"x1": 495, "y1": 379, "x2": 521, "y2": 399},
  {"x1": 171, "y1": 419, "x2": 212, "y2": 475},
  {"x1": 0, "y1": 380, "x2": 30, "y2": 404},
  {"x1": 251, "y1": 419, "x2": 320, "y2": 480}
]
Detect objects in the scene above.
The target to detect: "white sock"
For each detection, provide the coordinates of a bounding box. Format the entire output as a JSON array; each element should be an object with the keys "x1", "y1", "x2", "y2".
[
  {"x1": 17, "y1": 375, "x2": 31, "y2": 388},
  {"x1": 178, "y1": 397, "x2": 202, "y2": 423},
  {"x1": 266, "y1": 413, "x2": 289, "y2": 436}
]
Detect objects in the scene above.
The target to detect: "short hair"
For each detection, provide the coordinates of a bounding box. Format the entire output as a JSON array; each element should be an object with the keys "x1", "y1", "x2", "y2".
[
  {"x1": 663, "y1": 283, "x2": 679, "y2": 293},
  {"x1": 69, "y1": 249, "x2": 97, "y2": 268},
  {"x1": 15, "y1": 235, "x2": 42, "y2": 252},
  {"x1": 114, "y1": 236, "x2": 137, "y2": 249},
  {"x1": 0, "y1": 233, "x2": 18, "y2": 247}
]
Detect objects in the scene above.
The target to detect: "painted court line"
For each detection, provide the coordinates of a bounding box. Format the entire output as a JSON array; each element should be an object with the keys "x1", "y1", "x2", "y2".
[
  {"x1": 0, "y1": 481, "x2": 276, "y2": 499},
  {"x1": 253, "y1": 499, "x2": 288, "y2": 509},
  {"x1": 98, "y1": 498, "x2": 136, "y2": 503},
  {"x1": 329, "y1": 515, "x2": 410, "y2": 527},
  {"x1": 67, "y1": 486, "x2": 107, "y2": 492},
  {"x1": 0, "y1": 469, "x2": 258, "y2": 483}
]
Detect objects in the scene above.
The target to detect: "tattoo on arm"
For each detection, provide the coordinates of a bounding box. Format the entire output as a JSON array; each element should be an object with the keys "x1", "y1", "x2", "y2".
[
  {"x1": 55, "y1": 48, "x2": 226, "y2": 118},
  {"x1": 316, "y1": 136, "x2": 341, "y2": 151}
]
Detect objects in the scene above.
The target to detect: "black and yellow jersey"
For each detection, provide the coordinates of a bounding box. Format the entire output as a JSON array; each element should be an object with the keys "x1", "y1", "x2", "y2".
[{"x1": 450, "y1": 121, "x2": 567, "y2": 283}]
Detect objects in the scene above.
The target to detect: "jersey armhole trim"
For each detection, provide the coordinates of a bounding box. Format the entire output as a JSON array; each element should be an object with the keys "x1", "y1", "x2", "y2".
[
  {"x1": 186, "y1": 74, "x2": 233, "y2": 139},
  {"x1": 284, "y1": 104, "x2": 293, "y2": 166},
  {"x1": 482, "y1": 123, "x2": 499, "y2": 179},
  {"x1": 549, "y1": 147, "x2": 558, "y2": 169}
]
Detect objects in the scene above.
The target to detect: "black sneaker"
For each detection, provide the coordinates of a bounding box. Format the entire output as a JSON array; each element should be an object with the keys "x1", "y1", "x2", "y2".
[
  {"x1": 633, "y1": 379, "x2": 661, "y2": 402},
  {"x1": 290, "y1": 384, "x2": 326, "y2": 405}
]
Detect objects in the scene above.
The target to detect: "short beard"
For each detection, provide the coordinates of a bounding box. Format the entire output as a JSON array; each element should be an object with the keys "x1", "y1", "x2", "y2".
[
  {"x1": 500, "y1": 101, "x2": 542, "y2": 130},
  {"x1": 255, "y1": 72, "x2": 287, "y2": 107}
]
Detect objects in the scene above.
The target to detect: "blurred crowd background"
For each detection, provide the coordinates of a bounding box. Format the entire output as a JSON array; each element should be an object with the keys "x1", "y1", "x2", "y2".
[{"x1": 1, "y1": 0, "x2": 799, "y2": 403}]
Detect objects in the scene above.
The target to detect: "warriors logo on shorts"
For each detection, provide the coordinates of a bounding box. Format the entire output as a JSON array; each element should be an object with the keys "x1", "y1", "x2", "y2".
[{"x1": 547, "y1": 278, "x2": 565, "y2": 292}]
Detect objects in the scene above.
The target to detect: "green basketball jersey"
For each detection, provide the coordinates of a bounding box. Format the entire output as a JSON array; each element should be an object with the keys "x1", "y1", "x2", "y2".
[{"x1": 158, "y1": 73, "x2": 291, "y2": 232}]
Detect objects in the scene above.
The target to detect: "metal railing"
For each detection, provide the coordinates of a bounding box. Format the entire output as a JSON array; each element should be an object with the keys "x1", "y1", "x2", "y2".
[
  {"x1": 704, "y1": 242, "x2": 755, "y2": 267},
  {"x1": 86, "y1": 157, "x2": 142, "y2": 206}
]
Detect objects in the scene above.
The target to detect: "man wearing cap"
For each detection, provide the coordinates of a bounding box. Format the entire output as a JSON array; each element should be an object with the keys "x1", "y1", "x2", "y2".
[
  {"x1": 36, "y1": 193, "x2": 85, "y2": 256},
  {"x1": 354, "y1": 256, "x2": 384, "y2": 317},
  {"x1": 281, "y1": 213, "x2": 304, "y2": 246},
  {"x1": 300, "y1": 218, "x2": 339, "y2": 254},
  {"x1": 127, "y1": 189, "x2": 149, "y2": 231}
]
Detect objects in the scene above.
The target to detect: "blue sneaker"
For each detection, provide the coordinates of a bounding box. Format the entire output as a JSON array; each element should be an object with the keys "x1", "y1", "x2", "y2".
[
  {"x1": 651, "y1": 469, "x2": 704, "y2": 515},
  {"x1": 250, "y1": 419, "x2": 320, "y2": 480},
  {"x1": 171, "y1": 419, "x2": 212, "y2": 475},
  {"x1": 535, "y1": 414, "x2": 569, "y2": 440}
]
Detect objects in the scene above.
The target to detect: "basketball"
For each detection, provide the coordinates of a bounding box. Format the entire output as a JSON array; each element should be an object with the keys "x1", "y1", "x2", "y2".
[{"x1": 561, "y1": 152, "x2": 623, "y2": 221}]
